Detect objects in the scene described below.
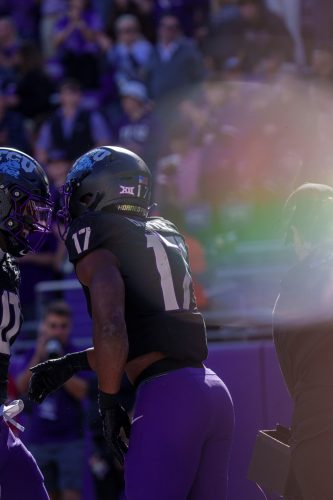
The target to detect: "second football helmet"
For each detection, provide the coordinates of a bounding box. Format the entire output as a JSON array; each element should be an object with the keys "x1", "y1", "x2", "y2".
[{"x1": 0, "y1": 148, "x2": 53, "y2": 256}]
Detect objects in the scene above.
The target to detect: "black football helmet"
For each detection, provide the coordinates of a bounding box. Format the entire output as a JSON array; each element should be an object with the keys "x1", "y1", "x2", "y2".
[
  {"x1": 284, "y1": 183, "x2": 333, "y2": 244},
  {"x1": 58, "y1": 146, "x2": 152, "y2": 237},
  {"x1": 0, "y1": 148, "x2": 53, "y2": 257}
]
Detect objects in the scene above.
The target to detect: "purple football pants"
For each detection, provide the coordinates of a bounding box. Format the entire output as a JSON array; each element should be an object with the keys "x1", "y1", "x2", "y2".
[
  {"x1": 0, "y1": 419, "x2": 49, "y2": 499},
  {"x1": 125, "y1": 366, "x2": 234, "y2": 500}
]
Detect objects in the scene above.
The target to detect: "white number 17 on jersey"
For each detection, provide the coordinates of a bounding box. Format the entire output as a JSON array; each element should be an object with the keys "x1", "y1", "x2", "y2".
[{"x1": 72, "y1": 227, "x2": 91, "y2": 254}]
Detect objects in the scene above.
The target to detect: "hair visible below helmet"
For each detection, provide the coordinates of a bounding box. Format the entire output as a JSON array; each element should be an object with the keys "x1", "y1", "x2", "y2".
[
  {"x1": 0, "y1": 148, "x2": 53, "y2": 257},
  {"x1": 58, "y1": 146, "x2": 152, "y2": 236},
  {"x1": 284, "y1": 183, "x2": 333, "y2": 244}
]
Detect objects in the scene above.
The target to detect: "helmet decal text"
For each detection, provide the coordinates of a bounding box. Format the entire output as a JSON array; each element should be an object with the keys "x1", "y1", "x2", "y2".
[
  {"x1": 0, "y1": 150, "x2": 36, "y2": 178},
  {"x1": 68, "y1": 148, "x2": 110, "y2": 181},
  {"x1": 120, "y1": 186, "x2": 135, "y2": 195}
]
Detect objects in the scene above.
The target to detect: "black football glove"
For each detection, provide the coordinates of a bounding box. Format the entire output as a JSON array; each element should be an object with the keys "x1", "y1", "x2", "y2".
[
  {"x1": 29, "y1": 350, "x2": 91, "y2": 403},
  {"x1": 98, "y1": 390, "x2": 131, "y2": 466}
]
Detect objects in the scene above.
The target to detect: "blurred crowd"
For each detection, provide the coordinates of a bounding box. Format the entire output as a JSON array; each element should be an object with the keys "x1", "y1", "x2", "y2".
[{"x1": 0, "y1": 0, "x2": 333, "y2": 313}]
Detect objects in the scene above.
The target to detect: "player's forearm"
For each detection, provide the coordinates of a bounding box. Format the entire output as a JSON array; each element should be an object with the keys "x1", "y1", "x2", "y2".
[
  {"x1": 75, "y1": 250, "x2": 127, "y2": 394},
  {"x1": 93, "y1": 315, "x2": 128, "y2": 394}
]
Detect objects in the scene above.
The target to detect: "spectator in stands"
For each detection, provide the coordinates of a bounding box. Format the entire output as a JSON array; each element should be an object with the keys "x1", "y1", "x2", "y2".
[
  {"x1": 145, "y1": 14, "x2": 204, "y2": 102},
  {"x1": 154, "y1": 0, "x2": 210, "y2": 38},
  {"x1": 311, "y1": 43, "x2": 333, "y2": 83},
  {"x1": 132, "y1": 0, "x2": 156, "y2": 43},
  {"x1": 0, "y1": 88, "x2": 30, "y2": 152},
  {"x1": 210, "y1": 0, "x2": 240, "y2": 26},
  {"x1": 35, "y1": 78, "x2": 111, "y2": 165},
  {"x1": 205, "y1": 0, "x2": 293, "y2": 74},
  {"x1": 46, "y1": 149, "x2": 71, "y2": 192},
  {"x1": 0, "y1": 16, "x2": 20, "y2": 70},
  {"x1": 5, "y1": 0, "x2": 39, "y2": 42},
  {"x1": 106, "y1": 0, "x2": 142, "y2": 39},
  {"x1": 93, "y1": 0, "x2": 113, "y2": 22},
  {"x1": 98, "y1": 14, "x2": 153, "y2": 89},
  {"x1": 178, "y1": 93, "x2": 213, "y2": 145},
  {"x1": 16, "y1": 301, "x2": 88, "y2": 500},
  {"x1": 53, "y1": 0, "x2": 104, "y2": 89},
  {"x1": 10, "y1": 41, "x2": 55, "y2": 122},
  {"x1": 115, "y1": 82, "x2": 164, "y2": 169},
  {"x1": 19, "y1": 228, "x2": 65, "y2": 320},
  {"x1": 39, "y1": 0, "x2": 67, "y2": 59},
  {"x1": 239, "y1": 0, "x2": 294, "y2": 70},
  {"x1": 156, "y1": 123, "x2": 204, "y2": 209}
]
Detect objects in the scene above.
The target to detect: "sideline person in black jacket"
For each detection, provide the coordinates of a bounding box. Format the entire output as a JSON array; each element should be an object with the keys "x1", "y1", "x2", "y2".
[{"x1": 273, "y1": 182, "x2": 333, "y2": 500}]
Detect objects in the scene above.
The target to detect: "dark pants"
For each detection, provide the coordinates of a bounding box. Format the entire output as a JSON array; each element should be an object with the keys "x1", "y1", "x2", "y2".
[{"x1": 291, "y1": 432, "x2": 333, "y2": 500}]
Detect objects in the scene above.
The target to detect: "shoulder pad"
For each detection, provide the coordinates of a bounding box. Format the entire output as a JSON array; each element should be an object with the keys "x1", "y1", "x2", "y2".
[
  {"x1": 66, "y1": 212, "x2": 126, "y2": 263},
  {"x1": 145, "y1": 217, "x2": 180, "y2": 235}
]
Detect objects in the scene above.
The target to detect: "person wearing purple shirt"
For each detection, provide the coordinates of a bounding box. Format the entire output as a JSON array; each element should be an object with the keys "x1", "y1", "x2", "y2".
[
  {"x1": 16, "y1": 301, "x2": 88, "y2": 500},
  {"x1": 114, "y1": 81, "x2": 167, "y2": 174},
  {"x1": 53, "y1": 0, "x2": 104, "y2": 88}
]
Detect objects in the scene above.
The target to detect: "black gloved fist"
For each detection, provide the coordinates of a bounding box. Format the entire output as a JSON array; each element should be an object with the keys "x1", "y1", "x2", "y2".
[
  {"x1": 29, "y1": 350, "x2": 91, "y2": 403},
  {"x1": 98, "y1": 390, "x2": 131, "y2": 466},
  {"x1": 29, "y1": 356, "x2": 75, "y2": 403}
]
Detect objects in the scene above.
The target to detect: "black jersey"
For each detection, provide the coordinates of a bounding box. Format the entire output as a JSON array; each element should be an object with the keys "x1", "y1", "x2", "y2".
[
  {"x1": 66, "y1": 212, "x2": 208, "y2": 362},
  {"x1": 0, "y1": 251, "x2": 22, "y2": 356}
]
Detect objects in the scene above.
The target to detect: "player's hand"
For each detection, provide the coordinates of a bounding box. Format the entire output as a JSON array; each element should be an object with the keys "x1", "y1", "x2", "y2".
[
  {"x1": 98, "y1": 391, "x2": 131, "y2": 466},
  {"x1": 29, "y1": 356, "x2": 76, "y2": 403}
]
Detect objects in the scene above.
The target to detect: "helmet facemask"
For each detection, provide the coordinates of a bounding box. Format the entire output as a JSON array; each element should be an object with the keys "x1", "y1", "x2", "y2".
[
  {"x1": 0, "y1": 185, "x2": 53, "y2": 256},
  {"x1": 57, "y1": 181, "x2": 95, "y2": 240}
]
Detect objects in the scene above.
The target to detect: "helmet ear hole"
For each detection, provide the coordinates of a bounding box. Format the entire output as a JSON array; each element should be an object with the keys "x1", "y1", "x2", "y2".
[{"x1": 80, "y1": 193, "x2": 93, "y2": 205}]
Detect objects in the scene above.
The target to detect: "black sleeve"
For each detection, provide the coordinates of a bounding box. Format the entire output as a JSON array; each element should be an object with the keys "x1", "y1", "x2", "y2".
[{"x1": 65, "y1": 213, "x2": 125, "y2": 264}]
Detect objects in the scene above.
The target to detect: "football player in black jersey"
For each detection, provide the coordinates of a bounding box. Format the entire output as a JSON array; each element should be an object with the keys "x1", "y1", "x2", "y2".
[
  {"x1": 0, "y1": 148, "x2": 53, "y2": 499},
  {"x1": 29, "y1": 146, "x2": 235, "y2": 500}
]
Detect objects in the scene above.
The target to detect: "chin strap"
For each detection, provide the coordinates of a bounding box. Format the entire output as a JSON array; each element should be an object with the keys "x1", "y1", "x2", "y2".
[{"x1": 0, "y1": 399, "x2": 25, "y2": 432}]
